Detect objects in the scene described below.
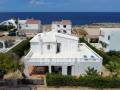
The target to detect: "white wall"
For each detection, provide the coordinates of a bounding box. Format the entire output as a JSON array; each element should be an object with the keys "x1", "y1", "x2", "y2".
[
  {"x1": 23, "y1": 24, "x2": 39, "y2": 30},
  {"x1": 56, "y1": 36, "x2": 78, "y2": 52},
  {"x1": 31, "y1": 34, "x2": 78, "y2": 54},
  {"x1": 72, "y1": 61, "x2": 102, "y2": 76},
  {"x1": 43, "y1": 43, "x2": 57, "y2": 54},
  {"x1": 109, "y1": 30, "x2": 120, "y2": 51},
  {"x1": 31, "y1": 42, "x2": 40, "y2": 53},
  {"x1": 0, "y1": 41, "x2": 5, "y2": 49},
  {"x1": 27, "y1": 57, "x2": 102, "y2": 76},
  {"x1": 99, "y1": 28, "x2": 120, "y2": 52}
]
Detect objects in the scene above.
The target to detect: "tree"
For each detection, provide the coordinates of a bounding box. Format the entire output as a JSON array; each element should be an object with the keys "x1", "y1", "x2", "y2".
[
  {"x1": 0, "y1": 25, "x2": 15, "y2": 31},
  {"x1": 0, "y1": 53, "x2": 18, "y2": 78}
]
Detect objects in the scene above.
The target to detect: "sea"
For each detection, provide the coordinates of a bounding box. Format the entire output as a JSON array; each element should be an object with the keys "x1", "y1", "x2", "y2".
[{"x1": 0, "y1": 12, "x2": 120, "y2": 25}]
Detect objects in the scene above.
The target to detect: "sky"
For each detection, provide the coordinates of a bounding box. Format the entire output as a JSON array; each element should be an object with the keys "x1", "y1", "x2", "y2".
[{"x1": 0, "y1": 0, "x2": 120, "y2": 12}]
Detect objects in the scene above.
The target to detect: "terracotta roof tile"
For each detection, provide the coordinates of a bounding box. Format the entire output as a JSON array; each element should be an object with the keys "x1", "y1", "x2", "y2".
[
  {"x1": 52, "y1": 20, "x2": 72, "y2": 25},
  {"x1": 26, "y1": 19, "x2": 40, "y2": 24},
  {"x1": 61, "y1": 20, "x2": 72, "y2": 25}
]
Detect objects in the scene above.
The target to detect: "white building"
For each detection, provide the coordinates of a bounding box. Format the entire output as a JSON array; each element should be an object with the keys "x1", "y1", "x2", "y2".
[
  {"x1": 18, "y1": 19, "x2": 41, "y2": 37},
  {"x1": 52, "y1": 20, "x2": 72, "y2": 34},
  {"x1": 24, "y1": 30, "x2": 102, "y2": 78},
  {"x1": 84, "y1": 28, "x2": 102, "y2": 49},
  {"x1": 99, "y1": 28, "x2": 120, "y2": 52}
]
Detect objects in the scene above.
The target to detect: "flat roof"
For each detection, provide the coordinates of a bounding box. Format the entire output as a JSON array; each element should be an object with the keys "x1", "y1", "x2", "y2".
[
  {"x1": 100, "y1": 28, "x2": 120, "y2": 31},
  {"x1": 27, "y1": 43, "x2": 102, "y2": 63},
  {"x1": 84, "y1": 28, "x2": 100, "y2": 36}
]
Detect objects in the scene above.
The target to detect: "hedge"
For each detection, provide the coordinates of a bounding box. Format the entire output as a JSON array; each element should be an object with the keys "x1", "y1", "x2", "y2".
[
  {"x1": 46, "y1": 73, "x2": 120, "y2": 88},
  {"x1": 8, "y1": 38, "x2": 31, "y2": 59}
]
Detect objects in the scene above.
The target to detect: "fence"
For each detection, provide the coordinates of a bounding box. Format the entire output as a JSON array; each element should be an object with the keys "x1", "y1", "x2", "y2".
[{"x1": 0, "y1": 79, "x2": 44, "y2": 87}]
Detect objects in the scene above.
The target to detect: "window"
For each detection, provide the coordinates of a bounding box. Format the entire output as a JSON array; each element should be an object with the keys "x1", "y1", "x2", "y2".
[
  {"x1": 57, "y1": 25, "x2": 60, "y2": 27},
  {"x1": 100, "y1": 41, "x2": 108, "y2": 48},
  {"x1": 63, "y1": 25, "x2": 66, "y2": 28},
  {"x1": 63, "y1": 30, "x2": 67, "y2": 34},
  {"x1": 47, "y1": 44, "x2": 51, "y2": 50},
  {"x1": 108, "y1": 35, "x2": 110, "y2": 40},
  {"x1": 26, "y1": 24, "x2": 28, "y2": 27},
  {"x1": 56, "y1": 43, "x2": 61, "y2": 53},
  {"x1": 90, "y1": 38, "x2": 99, "y2": 43},
  {"x1": 58, "y1": 30, "x2": 61, "y2": 33}
]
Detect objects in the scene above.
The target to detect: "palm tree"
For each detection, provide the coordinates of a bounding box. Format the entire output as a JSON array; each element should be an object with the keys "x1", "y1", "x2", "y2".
[
  {"x1": 85, "y1": 67, "x2": 99, "y2": 76},
  {"x1": 17, "y1": 62, "x2": 26, "y2": 78}
]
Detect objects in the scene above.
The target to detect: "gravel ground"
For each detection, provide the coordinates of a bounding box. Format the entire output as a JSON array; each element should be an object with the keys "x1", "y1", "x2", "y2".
[
  {"x1": 36, "y1": 86, "x2": 120, "y2": 90},
  {"x1": 1, "y1": 86, "x2": 120, "y2": 90}
]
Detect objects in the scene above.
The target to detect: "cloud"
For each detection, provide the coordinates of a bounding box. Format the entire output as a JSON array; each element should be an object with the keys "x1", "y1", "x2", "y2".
[
  {"x1": 30, "y1": 0, "x2": 47, "y2": 5},
  {"x1": 29, "y1": 0, "x2": 70, "y2": 6}
]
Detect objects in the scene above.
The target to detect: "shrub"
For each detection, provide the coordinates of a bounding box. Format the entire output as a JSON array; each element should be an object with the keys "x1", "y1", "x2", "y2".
[
  {"x1": 0, "y1": 53, "x2": 18, "y2": 78},
  {"x1": 107, "y1": 51, "x2": 120, "y2": 58},
  {"x1": 46, "y1": 73, "x2": 120, "y2": 88}
]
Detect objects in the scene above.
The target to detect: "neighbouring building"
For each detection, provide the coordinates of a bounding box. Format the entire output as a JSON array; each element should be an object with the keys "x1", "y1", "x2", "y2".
[
  {"x1": 18, "y1": 19, "x2": 41, "y2": 37},
  {"x1": 0, "y1": 36, "x2": 15, "y2": 53},
  {"x1": 84, "y1": 28, "x2": 101, "y2": 43},
  {"x1": 52, "y1": 20, "x2": 72, "y2": 34},
  {"x1": 24, "y1": 29, "x2": 102, "y2": 78},
  {"x1": 0, "y1": 19, "x2": 17, "y2": 29},
  {"x1": 83, "y1": 28, "x2": 103, "y2": 49},
  {"x1": 99, "y1": 28, "x2": 120, "y2": 52}
]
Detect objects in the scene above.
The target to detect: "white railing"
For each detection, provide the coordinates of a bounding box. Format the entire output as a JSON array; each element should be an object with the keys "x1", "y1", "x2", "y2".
[
  {"x1": 25, "y1": 50, "x2": 33, "y2": 59},
  {"x1": 26, "y1": 57, "x2": 102, "y2": 66}
]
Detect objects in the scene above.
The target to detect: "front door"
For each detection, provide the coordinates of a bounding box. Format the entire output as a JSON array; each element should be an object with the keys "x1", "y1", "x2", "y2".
[{"x1": 51, "y1": 66, "x2": 62, "y2": 74}]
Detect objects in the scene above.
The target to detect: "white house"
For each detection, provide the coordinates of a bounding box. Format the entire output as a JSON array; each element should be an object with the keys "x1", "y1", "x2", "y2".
[
  {"x1": 99, "y1": 28, "x2": 120, "y2": 52},
  {"x1": 18, "y1": 19, "x2": 41, "y2": 36},
  {"x1": 24, "y1": 30, "x2": 102, "y2": 78},
  {"x1": 52, "y1": 20, "x2": 72, "y2": 34}
]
